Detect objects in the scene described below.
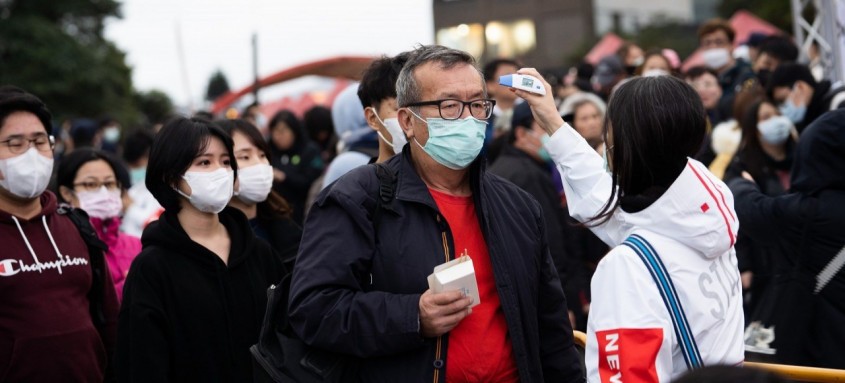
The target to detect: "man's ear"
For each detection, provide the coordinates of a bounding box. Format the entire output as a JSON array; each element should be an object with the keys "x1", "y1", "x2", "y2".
[
  {"x1": 59, "y1": 185, "x2": 75, "y2": 204},
  {"x1": 397, "y1": 108, "x2": 416, "y2": 140},
  {"x1": 364, "y1": 107, "x2": 381, "y2": 133}
]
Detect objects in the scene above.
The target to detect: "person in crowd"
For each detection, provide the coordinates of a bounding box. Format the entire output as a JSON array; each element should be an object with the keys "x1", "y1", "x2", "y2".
[
  {"x1": 323, "y1": 83, "x2": 380, "y2": 181},
  {"x1": 70, "y1": 118, "x2": 102, "y2": 150},
  {"x1": 556, "y1": 62, "x2": 594, "y2": 106},
  {"x1": 685, "y1": 66, "x2": 726, "y2": 125},
  {"x1": 483, "y1": 58, "x2": 521, "y2": 138},
  {"x1": 728, "y1": 109, "x2": 845, "y2": 369},
  {"x1": 98, "y1": 117, "x2": 121, "y2": 154},
  {"x1": 808, "y1": 41, "x2": 824, "y2": 82},
  {"x1": 635, "y1": 50, "x2": 672, "y2": 77},
  {"x1": 121, "y1": 128, "x2": 163, "y2": 237},
  {"x1": 489, "y1": 102, "x2": 588, "y2": 330},
  {"x1": 115, "y1": 117, "x2": 285, "y2": 382},
  {"x1": 592, "y1": 55, "x2": 627, "y2": 101},
  {"x1": 617, "y1": 42, "x2": 645, "y2": 76},
  {"x1": 358, "y1": 52, "x2": 413, "y2": 163},
  {"x1": 516, "y1": 71, "x2": 744, "y2": 380},
  {"x1": 303, "y1": 105, "x2": 337, "y2": 163},
  {"x1": 267, "y1": 109, "x2": 324, "y2": 224},
  {"x1": 56, "y1": 148, "x2": 142, "y2": 303},
  {"x1": 288, "y1": 45, "x2": 583, "y2": 382},
  {"x1": 0, "y1": 86, "x2": 119, "y2": 382},
  {"x1": 698, "y1": 18, "x2": 755, "y2": 106},
  {"x1": 559, "y1": 92, "x2": 607, "y2": 154},
  {"x1": 744, "y1": 32, "x2": 771, "y2": 66},
  {"x1": 217, "y1": 118, "x2": 301, "y2": 270},
  {"x1": 767, "y1": 63, "x2": 845, "y2": 133},
  {"x1": 753, "y1": 36, "x2": 799, "y2": 87},
  {"x1": 241, "y1": 101, "x2": 267, "y2": 135},
  {"x1": 725, "y1": 97, "x2": 798, "y2": 332}
]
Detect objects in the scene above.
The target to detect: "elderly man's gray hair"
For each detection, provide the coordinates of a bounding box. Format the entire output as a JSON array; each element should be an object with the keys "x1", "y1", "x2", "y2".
[{"x1": 395, "y1": 45, "x2": 487, "y2": 107}]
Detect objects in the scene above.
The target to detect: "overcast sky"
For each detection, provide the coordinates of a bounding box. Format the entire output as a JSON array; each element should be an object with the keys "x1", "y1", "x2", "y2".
[{"x1": 105, "y1": 0, "x2": 434, "y2": 107}]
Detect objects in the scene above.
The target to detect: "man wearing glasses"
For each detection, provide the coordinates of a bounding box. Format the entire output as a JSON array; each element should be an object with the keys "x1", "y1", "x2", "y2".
[
  {"x1": 289, "y1": 45, "x2": 583, "y2": 382},
  {"x1": 0, "y1": 86, "x2": 118, "y2": 382}
]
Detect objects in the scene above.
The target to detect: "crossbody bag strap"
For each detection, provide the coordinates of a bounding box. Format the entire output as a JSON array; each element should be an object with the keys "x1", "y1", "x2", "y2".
[{"x1": 622, "y1": 234, "x2": 703, "y2": 370}]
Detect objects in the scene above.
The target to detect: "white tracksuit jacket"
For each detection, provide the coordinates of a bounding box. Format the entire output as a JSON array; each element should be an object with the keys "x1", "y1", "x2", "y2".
[{"x1": 545, "y1": 124, "x2": 745, "y2": 382}]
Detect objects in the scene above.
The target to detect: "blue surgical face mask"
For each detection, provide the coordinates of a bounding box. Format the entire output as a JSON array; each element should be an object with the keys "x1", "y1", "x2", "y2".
[
  {"x1": 130, "y1": 167, "x2": 146, "y2": 186},
  {"x1": 779, "y1": 98, "x2": 807, "y2": 124},
  {"x1": 602, "y1": 145, "x2": 612, "y2": 173},
  {"x1": 538, "y1": 134, "x2": 552, "y2": 162},
  {"x1": 757, "y1": 116, "x2": 792, "y2": 145},
  {"x1": 409, "y1": 109, "x2": 487, "y2": 170}
]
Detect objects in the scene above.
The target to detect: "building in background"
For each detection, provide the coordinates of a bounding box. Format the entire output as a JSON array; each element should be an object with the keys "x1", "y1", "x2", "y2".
[
  {"x1": 433, "y1": 0, "x2": 595, "y2": 68},
  {"x1": 593, "y1": 0, "x2": 718, "y2": 34}
]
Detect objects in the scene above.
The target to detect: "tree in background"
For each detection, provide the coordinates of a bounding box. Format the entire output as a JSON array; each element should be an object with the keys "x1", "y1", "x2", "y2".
[
  {"x1": 135, "y1": 90, "x2": 174, "y2": 126},
  {"x1": 0, "y1": 0, "x2": 141, "y2": 124},
  {"x1": 205, "y1": 69, "x2": 230, "y2": 102}
]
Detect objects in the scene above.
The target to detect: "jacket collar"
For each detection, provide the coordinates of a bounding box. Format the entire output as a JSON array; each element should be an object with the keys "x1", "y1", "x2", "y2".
[{"x1": 393, "y1": 148, "x2": 486, "y2": 211}]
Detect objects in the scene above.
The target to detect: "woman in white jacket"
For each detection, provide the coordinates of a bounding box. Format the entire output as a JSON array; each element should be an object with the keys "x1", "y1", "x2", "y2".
[{"x1": 512, "y1": 70, "x2": 745, "y2": 382}]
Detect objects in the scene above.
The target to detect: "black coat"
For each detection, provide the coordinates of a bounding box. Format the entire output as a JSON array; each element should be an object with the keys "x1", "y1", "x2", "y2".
[
  {"x1": 116, "y1": 207, "x2": 286, "y2": 382},
  {"x1": 728, "y1": 109, "x2": 845, "y2": 368},
  {"x1": 289, "y1": 150, "x2": 583, "y2": 383},
  {"x1": 271, "y1": 141, "x2": 325, "y2": 225},
  {"x1": 489, "y1": 145, "x2": 590, "y2": 323}
]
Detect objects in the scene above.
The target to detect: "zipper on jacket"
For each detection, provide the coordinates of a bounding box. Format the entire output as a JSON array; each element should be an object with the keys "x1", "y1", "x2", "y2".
[{"x1": 433, "y1": 213, "x2": 451, "y2": 382}]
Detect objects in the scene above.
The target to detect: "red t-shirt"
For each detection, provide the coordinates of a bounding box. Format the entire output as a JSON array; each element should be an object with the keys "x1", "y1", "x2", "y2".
[{"x1": 429, "y1": 188, "x2": 519, "y2": 383}]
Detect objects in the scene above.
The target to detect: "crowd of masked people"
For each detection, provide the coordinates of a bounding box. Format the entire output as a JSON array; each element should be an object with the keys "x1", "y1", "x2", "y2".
[{"x1": 0, "y1": 16, "x2": 843, "y2": 383}]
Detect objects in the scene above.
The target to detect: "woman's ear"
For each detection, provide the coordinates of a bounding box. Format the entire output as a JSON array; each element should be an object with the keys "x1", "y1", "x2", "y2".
[{"x1": 59, "y1": 185, "x2": 76, "y2": 205}]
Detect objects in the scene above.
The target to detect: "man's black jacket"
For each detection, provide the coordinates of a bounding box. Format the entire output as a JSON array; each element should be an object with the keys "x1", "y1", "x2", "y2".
[{"x1": 288, "y1": 149, "x2": 583, "y2": 382}]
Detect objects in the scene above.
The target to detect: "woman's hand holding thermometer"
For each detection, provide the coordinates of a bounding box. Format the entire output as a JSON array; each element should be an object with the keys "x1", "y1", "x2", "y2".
[{"x1": 505, "y1": 69, "x2": 565, "y2": 136}]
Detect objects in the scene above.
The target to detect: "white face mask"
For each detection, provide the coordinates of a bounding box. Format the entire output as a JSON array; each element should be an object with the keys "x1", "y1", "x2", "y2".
[
  {"x1": 77, "y1": 186, "x2": 123, "y2": 219},
  {"x1": 642, "y1": 69, "x2": 669, "y2": 77},
  {"x1": 0, "y1": 147, "x2": 54, "y2": 199},
  {"x1": 235, "y1": 163, "x2": 273, "y2": 205},
  {"x1": 175, "y1": 168, "x2": 234, "y2": 214},
  {"x1": 372, "y1": 108, "x2": 407, "y2": 154},
  {"x1": 702, "y1": 48, "x2": 731, "y2": 70}
]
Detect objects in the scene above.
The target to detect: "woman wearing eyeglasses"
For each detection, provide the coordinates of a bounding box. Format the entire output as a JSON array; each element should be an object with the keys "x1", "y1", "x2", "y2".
[{"x1": 56, "y1": 148, "x2": 141, "y2": 303}]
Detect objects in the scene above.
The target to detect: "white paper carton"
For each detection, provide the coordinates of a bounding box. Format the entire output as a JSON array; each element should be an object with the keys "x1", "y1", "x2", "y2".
[{"x1": 427, "y1": 255, "x2": 480, "y2": 308}]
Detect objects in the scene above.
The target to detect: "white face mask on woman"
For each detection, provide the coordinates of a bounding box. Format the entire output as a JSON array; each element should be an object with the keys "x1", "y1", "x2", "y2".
[
  {"x1": 174, "y1": 168, "x2": 234, "y2": 214},
  {"x1": 235, "y1": 163, "x2": 273, "y2": 205}
]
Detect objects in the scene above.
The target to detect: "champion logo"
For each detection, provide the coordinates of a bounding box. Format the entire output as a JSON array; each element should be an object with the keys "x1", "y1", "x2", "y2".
[
  {"x1": 700, "y1": 203, "x2": 710, "y2": 213},
  {"x1": 0, "y1": 255, "x2": 88, "y2": 277}
]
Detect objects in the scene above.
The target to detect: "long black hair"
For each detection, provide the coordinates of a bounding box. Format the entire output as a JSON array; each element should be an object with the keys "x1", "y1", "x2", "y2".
[
  {"x1": 216, "y1": 119, "x2": 293, "y2": 220},
  {"x1": 268, "y1": 110, "x2": 306, "y2": 152},
  {"x1": 590, "y1": 76, "x2": 707, "y2": 225}
]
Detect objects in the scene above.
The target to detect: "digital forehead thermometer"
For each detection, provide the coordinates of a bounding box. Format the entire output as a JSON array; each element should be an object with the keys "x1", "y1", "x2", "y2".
[{"x1": 499, "y1": 74, "x2": 546, "y2": 96}]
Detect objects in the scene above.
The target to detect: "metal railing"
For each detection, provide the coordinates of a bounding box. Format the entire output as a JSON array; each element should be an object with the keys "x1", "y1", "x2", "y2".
[{"x1": 572, "y1": 330, "x2": 845, "y2": 382}]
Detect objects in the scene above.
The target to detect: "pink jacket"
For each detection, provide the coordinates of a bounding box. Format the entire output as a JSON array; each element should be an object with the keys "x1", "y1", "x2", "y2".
[{"x1": 90, "y1": 217, "x2": 142, "y2": 303}]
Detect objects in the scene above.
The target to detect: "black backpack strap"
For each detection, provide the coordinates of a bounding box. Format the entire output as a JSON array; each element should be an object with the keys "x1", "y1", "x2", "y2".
[
  {"x1": 372, "y1": 163, "x2": 397, "y2": 232},
  {"x1": 58, "y1": 204, "x2": 108, "y2": 329}
]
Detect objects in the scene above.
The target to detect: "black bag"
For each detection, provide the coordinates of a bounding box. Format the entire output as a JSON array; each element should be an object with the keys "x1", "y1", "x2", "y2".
[
  {"x1": 251, "y1": 163, "x2": 396, "y2": 383},
  {"x1": 57, "y1": 204, "x2": 115, "y2": 381}
]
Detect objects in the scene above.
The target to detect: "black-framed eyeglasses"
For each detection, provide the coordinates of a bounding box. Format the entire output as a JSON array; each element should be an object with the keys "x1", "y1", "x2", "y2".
[
  {"x1": 73, "y1": 180, "x2": 121, "y2": 192},
  {"x1": 0, "y1": 134, "x2": 55, "y2": 155},
  {"x1": 406, "y1": 98, "x2": 496, "y2": 120}
]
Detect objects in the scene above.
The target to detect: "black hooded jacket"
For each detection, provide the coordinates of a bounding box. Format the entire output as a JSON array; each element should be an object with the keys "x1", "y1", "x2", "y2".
[
  {"x1": 728, "y1": 109, "x2": 845, "y2": 368},
  {"x1": 116, "y1": 207, "x2": 285, "y2": 382}
]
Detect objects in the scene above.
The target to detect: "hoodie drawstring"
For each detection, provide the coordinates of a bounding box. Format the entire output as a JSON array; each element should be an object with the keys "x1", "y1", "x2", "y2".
[
  {"x1": 42, "y1": 215, "x2": 66, "y2": 264},
  {"x1": 11, "y1": 215, "x2": 42, "y2": 266}
]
